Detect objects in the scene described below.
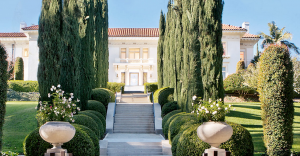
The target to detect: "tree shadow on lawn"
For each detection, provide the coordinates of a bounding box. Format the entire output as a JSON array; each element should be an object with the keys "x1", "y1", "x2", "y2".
[
  {"x1": 227, "y1": 110, "x2": 261, "y2": 120},
  {"x1": 241, "y1": 124, "x2": 263, "y2": 129},
  {"x1": 250, "y1": 133, "x2": 265, "y2": 153},
  {"x1": 233, "y1": 104, "x2": 261, "y2": 110}
]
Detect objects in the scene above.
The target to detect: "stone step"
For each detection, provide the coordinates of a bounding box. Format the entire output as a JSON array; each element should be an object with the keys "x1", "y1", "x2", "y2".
[
  {"x1": 114, "y1": 117, "x2": 154, "y2": 120},
  {"x1": 115, "y1": 114, "x2": 153, "y2": 116},
  {"x1": 114, "y1": 125, "x2": 154, "y2": 129},
  {"x1": 114, "y1": 123, "x2": 154, "y2": 126},
  {"x1": 113, "y1": 129, "x2": 155, "y2": 133},
  {"x1": 108, "y1": 142, "x2": 162, "y2": 146},
  {"x1": 107, "y1": 148, "x2": 162, "y2": 153}
]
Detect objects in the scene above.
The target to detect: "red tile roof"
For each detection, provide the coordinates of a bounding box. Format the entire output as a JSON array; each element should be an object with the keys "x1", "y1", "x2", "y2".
[
  {"x1": 0, "y1": 33, "x2": 27, "y2": 37},
  {"x1": 22, "y1": 25, "x2": 39, "y2": 30},
  {"x1": 20, "y1": 24, "x2": 259, "y2": 38},
  {"x1": 222, "y1": 24, "x2": 247, "y2": 31},
  {"x1": 108, "y1": 28, "x2": 159, "y2": 37},
  {"x1": 242, "y1": 33, "x2": 260, "y2": 38}
]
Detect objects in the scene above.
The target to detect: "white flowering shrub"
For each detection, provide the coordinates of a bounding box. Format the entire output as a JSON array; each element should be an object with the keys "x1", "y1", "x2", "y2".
[
  {"x1": 191, "y1": 96, "x2": 233, "y2": 122},
  {"x1": 36, "y1": 84, "x2": 80, "y2": 124}
]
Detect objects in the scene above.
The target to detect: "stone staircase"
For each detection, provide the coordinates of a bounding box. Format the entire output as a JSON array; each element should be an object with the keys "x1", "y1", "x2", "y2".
[
  {"x1": 113, "y1": 103, "x2": 155, "y2": 133},
  {"x1": 101, "y1": 92, "x2": 171, "y2": 156},
  {"x1": 107, "y1": 142, "x2": 165, "y2": 156}
]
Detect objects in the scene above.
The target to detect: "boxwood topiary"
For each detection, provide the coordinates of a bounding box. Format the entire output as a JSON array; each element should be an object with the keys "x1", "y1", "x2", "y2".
[
  {"x1": 144, "y1": 82, "x2": 158, "y2": 94},
  {"x1": 153, "y1": 87, "x2": 168, "y2": 103},
  {"x1": 91, "y1": 88, "x2": 110, "y2": 107},
  {"x1": 176, "y1": 124, "x2": 210, "y2": 156},
  {"x1": 107, "y1": 82, "x2": 125, "y2": 93},
  {"x1": 78, "y1": 111, "x2": 104, "y2": 138},
  {"x1": 161, "y1": 101, "x2": 179, "y2": 118},
  {"x1": 162, "y1": 110, "x2": 181, "y2": 129},
  {"x1": 163, "y1": 112, "x2": 186, "y2": 139},
  {"x1": 23, "y1": 128, "x2": 52, "y2": 156},
  {"x1": 73, "y1": 114, "x2": 100, "y2": 138},
  {"x1": 220, "y1": 122, "x2": 254, "y2": 156},
  {"x1": 71, "y1": 124, "x2": 99, "y2": 156},
  {"x1": 85, "y1": 110, "x2": 106, "y2": 131},
  {"x1": 101, "y1": 88, "x2": 116, "y2": 102},
  {"x1": 158, "y1": 88, "x2": 174, "y2": 108},
  {"x1": 23, "y1": 126, "x2": 95, "y2": 156},
  {"x1": 87, "y1": 100, "x2": 106, "y2": 118},
  {"x1": 168, "y1": 113, "x2": 197, "y2": 143}
]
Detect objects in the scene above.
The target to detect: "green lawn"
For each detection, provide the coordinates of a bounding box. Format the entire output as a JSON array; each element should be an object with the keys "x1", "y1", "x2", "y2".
[
  {"x1": 226, "y1": 102, "x2": 300, "y2": 156},
  {"x1": 2, "y1": 101, "x2": 37, "y2": 154}
]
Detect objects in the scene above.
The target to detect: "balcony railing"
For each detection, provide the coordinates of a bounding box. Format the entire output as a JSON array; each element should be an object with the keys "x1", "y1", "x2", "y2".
[{"x1": 115, "y1": 58, "x2": 154, "y2": 64}]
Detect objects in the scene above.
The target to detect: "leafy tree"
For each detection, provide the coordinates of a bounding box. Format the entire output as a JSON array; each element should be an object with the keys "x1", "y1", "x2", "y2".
[
  {"x1": 37, "y1": 0, "x2": 62, "y2": 102},
  {"x1": 243, "y1": 63, "x2": 258, "y2": 90},
  {"x1": 14, "y1": 57, "x2": 24, "y2": 80},
  {"x1": 259, "y1": 21, "x2": 299, "y2": 54},
  {"x1": 157, "y1": 11, "x2": 165, "y2": 89},
  {"x1": 258, "y1": 44, "x2": 294, "y2": 156},
  {"x1": 0, "y1": 44, "x2": 7, "y2": 150},
  {"x1": 236, "y1": 60, "x2": 245, "y2": 73},
  {"x1": 292, "y1": 57, "x2": 300, "y2": 94}
]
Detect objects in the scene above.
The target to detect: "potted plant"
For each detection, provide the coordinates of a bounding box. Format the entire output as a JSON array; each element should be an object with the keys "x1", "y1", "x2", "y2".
[
  {"x1": 191, "y1": 96, "x2": 234, "y2": 155},
  {"x1": 36, "y1": 84, "x2": 80, "y2": 154}
]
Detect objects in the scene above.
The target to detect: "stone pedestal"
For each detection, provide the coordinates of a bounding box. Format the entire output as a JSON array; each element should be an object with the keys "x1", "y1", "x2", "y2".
[
  {"x1": 203, "y1": 148, "x2": 226, "y2": 156},
  {"x1": 44, "y1": 148, "x2": 71, "y2": 156}
]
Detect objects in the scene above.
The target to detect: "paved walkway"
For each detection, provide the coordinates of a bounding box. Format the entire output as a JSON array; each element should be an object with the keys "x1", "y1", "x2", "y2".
[{"x1": 101, "y1": 91, "x2": 171, "y2": 156}]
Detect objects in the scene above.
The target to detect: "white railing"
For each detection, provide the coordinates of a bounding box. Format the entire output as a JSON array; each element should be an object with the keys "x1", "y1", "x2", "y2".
[{"x1": 115, "y1": 58, "x2": 154, "y2": 64}]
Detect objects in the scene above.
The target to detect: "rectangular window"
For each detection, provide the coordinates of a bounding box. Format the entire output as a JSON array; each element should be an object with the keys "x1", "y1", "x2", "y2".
[
  {"x1": 222, "y1": 42, "x2": 226, "y2": 55},
  {"x1": 129, "y1": 48, "x2": 140, "y2": 63},
  {"x1": 120, "y1": 48, "x2": 126, "y2": 63},
  {"x1": 222, "y1": 67, "x2": 226, "y2": 79},
  {"x1": 240, "y1": 52, "x2": 244, "y2": 61},
  {"x1": 143, "y1": 48, "x2": 148, "y2": 63}
]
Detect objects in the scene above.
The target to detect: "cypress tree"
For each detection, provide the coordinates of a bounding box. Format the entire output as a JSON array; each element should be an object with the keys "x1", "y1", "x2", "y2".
[
  {"x1": 60, "y1": 0, "x2": 81, "y2": 93},
  {"x1": 258, "y1": 45, "x2": 294, "y2": 156},
  {"x1": 169, "y1": 7, "x2": 176, "y2": 89},
  {"x1": 0, "y1": 44, "x2": 8, "y2": 150},
  {"x1": 101, "y1": 0, "x2": 109, "y2": 88},
  {"x1": 163, "y1": 1, "x2": 172, "y2": 88},
  {"x1": 14, "y1": 57, "x2": 24, "y2": 80},
  {"x1": 94, "y1": 0, "x2": 103, "y2": 88},
  {"x1": 199, "y1": 0, "x2": 224, "y2": 101},
  {"x1": 76, "y1": 0, "x2": 95, "y2": 110},
  {"x1": 174, "y1": 0, "x2": 183, "y2": 102},
  {"x1": 157, "y1": 11, "x2": 165, "y2": 89},
  {"x1": 37, "y1": 0, "x2": 62, "y2": 102}
]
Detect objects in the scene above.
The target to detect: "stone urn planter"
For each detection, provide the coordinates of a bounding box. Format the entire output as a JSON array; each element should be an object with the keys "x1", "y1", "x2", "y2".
[
  {"x1": 39, "y1": 121, "x2": 76, "y2": 154},
  {"x1": 197, "y1": 122, "x2": 233, "y2": 156}
]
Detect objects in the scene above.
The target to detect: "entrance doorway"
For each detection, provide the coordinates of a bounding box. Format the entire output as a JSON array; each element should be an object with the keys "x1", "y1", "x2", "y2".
[{"x1": 130, "y1": 73, "x2": 139, "y2": 86}]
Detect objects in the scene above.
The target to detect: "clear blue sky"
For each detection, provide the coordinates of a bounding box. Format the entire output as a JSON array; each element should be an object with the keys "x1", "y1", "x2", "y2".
[{"x1": 0, "y1": 0, "x2": 299, "y2": 55}]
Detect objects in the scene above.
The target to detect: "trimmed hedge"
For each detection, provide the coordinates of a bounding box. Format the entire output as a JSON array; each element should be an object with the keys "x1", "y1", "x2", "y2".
[
  {"x1": 73, "y1": 114, "x2": 100, "y2": 138},
  {"x1": 172, "y1": 121, "x2": 254, "y2": 156},
  {"x1": 23, "y1": 126, "x2": 95, "y2": 156},
  {"x1": 107, "y1": 82, "x2": 125, "y2": 93},
  {"x1": 223, "y1": 73, "x2": 256, "y2": 94},
  {"x1": 163, "y1": 112, "x2": 186, "y2": 139},
  {"x1": 153, "y1": 87, "x2": 168, "y2": 103},
  {"x1": 8, "y1": 80, "x2": 39, "y2": 92},
  {"x1": 85, "y1": 110, "x2": 106, "y2": 131},
  {"x1": 220, "y1": 122, "x2": 254, "y2": 156},
  {"x1": 78, "y1": 111, "x2": 104, "y2": 138},
  {"x1": 161, "y1": 101, "x2": 179, "y2": 118},
  {"x1": 144, "y1": 82, "x2": 158, "y2": 94},
  {"x1": 176, "y1": 124, "x2": 210, "y2": 156},
  {"x1": 236, "y1": 60, "x2": 245, "y2": 73},
  {"x1": 14, "y1": 57, "x2": 24, "y2": 80},
  {"x1": 149, "y1": 92, "x2": 154, "y2": 103},
  {"x1": 101, "y1": 88, "x2": 116, "y2": 102},
  {"x1": 87, "y1": 100, "x2": 106, "y2": 118},
  {"x1": 162, "y1": 110, "x2": 181, "y2": 129},
  {"x1": 91, "y1": 88, "x2": 110, "y2": 108},
  {"x1": 168, "y1": 113, "x2": 197, "y2": 143},
  {"x1": 72, "y1": 124, "x2": 99, "y2": 156},
  {"x1": 158, "y1": 88, "x2": 174, "y2": 108}
]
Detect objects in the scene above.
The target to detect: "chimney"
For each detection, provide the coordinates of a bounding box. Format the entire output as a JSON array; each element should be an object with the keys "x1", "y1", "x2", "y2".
[
  {"x1": 20, "y1": 22, "x2": 27, "y2": 32},
  {"x1": 242, "y1": 22, "x2": 250, "y2": 33}
]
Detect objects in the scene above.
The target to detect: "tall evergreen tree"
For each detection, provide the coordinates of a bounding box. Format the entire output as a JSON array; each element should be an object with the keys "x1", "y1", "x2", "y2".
[
  {"x1": 101, "y1": 0, "x2": 109, "y2": 88},
  {"x1": 163, "y1": 0, "x2": 172, "y2": 88},
  {"x1": 76, "y1": 0, "x2": 95, "y2": 110},
  {"x1": 60, "y1": 0, "x2": 81, "y2": 93},
  {"x1": 37, "y1": 0, "x2": 62, "y2": 102},
  {"x1": 14, "y1": 57, "x2": 24, "y2": 80},
  {"x1": 0, "y1": 44, "x2": 8, "y2": 150},
  {"x1": 174, "y1": 0, "x2": 183, "y2": 102},
  {"x1": 169, "y1": 7, "x2": 176, "y2": 89},
  {"x1": 94, "y1": 0, "x2": 103, "y2": 88},
  {"x1": 199, "y1": 0, "x2": 224, "y2": 101},
  {"x1": 157, "y1": 11, "x2": 165, "y2": 89}
]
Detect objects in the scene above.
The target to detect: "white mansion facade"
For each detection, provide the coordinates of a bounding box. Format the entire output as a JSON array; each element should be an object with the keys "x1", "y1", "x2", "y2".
[{"x1": 0, "y1": 22, "x2": 259, "y2": 86}]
